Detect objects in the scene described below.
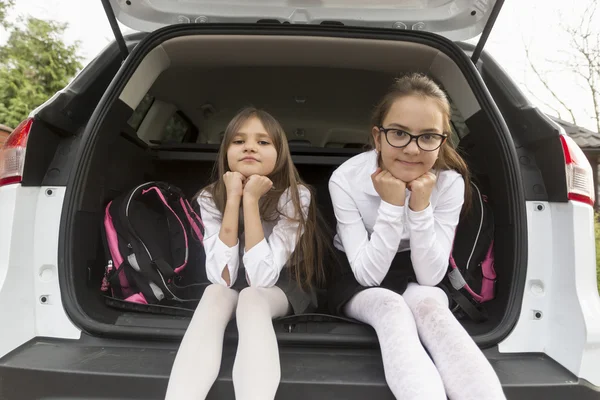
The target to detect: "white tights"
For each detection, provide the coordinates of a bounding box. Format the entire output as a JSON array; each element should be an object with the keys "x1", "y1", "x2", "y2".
[
  {"x1": 165, "y1": 283, "x2": 290, "y2": 400},
  {"x1": 345, "y1": 283, "x2": 506, "y2": 400}
]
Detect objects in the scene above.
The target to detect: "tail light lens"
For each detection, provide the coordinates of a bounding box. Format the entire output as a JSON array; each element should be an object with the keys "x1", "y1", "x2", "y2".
[
  {"x1": 559, "y1": 134, "x2": 595, "y2": 207},
  {"x1": 0, "y1": 118, "x2": 33, "y2": 187}
]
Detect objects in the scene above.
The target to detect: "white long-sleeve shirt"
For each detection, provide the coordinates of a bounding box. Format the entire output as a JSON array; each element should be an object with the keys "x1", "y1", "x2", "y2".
[
  {"x1": 198, "y1": 185, "x2": 310, "y2": 288},
  {"x1": 329, "y1": 150, "x2": 465, "y2": 287}
]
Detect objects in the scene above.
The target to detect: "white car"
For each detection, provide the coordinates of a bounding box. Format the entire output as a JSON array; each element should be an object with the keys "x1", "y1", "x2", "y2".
[{"x1": 1, "y1": 1, "x2": 599, "y2": 398}]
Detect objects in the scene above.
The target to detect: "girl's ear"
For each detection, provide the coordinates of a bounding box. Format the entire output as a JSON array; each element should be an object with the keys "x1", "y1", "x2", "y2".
[{"x1": 371, "y1": 126, "x2": 382, "y2": 152}]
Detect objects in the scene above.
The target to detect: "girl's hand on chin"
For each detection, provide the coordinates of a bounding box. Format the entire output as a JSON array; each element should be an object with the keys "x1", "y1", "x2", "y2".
[
  {"x1": 371, "y1": 168, "x2": 407, "y2": 206},
  {"x1": 243, "y1": 175, "x2": 273, "y2": 201},
  {"x1": 223, "y1": 171, "x2": 247, "y2": 200},
  {"x1": 407, "y1": 172, "x2": 436, "y2": 211}
]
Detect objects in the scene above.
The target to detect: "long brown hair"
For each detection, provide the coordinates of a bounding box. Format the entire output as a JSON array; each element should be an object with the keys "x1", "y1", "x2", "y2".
[
  {"x1": 370, "y1": 73, "x2": 472, "y2": 211},
  {"x1": 196, "y1": 107, "x2": 327, "y2": 290}
]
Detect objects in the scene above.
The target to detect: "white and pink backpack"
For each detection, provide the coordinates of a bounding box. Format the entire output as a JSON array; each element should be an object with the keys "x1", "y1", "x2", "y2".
[
  {"x1": 443, "y1": 182, "x2": 497, "y2": 322},
  {"x1": 100, "y1": 181, "x2": 207, "y2": 307}
]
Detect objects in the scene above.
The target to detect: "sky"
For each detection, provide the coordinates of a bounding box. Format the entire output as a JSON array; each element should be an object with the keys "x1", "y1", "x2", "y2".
[{"x1": 0, "y1": 0, "x2": 598, "y2": 132}]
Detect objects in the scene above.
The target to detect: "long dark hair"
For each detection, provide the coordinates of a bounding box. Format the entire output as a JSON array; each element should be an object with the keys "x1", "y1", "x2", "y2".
[{"x1": 196, "y1": 107, "x2": 327, "y2": 290}]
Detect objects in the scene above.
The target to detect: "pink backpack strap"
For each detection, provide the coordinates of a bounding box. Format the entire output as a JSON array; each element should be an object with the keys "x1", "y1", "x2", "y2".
[
  {"x1": 448, "y1": 236, "x2": 484, "y2": 303},
  {"x1": 179, "y1": 198, "x2": 204, "y2": 242},
  {"x1": 479, "y1": 241, "x2": 496, "y2": 302},
  {"x1": 104, "y1": 201, "x2": 133, "y2": 297}
]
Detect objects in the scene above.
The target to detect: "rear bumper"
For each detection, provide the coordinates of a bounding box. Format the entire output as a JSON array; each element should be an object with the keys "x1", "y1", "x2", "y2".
[{"x1": 1, "y1": 336, "x2": 599, "y2": 400}]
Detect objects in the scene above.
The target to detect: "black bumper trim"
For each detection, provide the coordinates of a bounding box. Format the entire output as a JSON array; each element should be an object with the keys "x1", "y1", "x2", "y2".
[{"x1": 0, "y1": 336, "x2": 598, "y2": 399}]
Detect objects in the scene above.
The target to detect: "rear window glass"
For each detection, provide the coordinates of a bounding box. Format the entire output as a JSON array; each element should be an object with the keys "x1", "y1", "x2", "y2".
[
  {"x1": 163, "y1": 112, "x2": 194, "y2": 143},
  {"x1": 128, "y1": 93, "x2": 155, "y2": 131},
  {"x1": 449, "y1": 101, "x2": 470, "y2": 145}
]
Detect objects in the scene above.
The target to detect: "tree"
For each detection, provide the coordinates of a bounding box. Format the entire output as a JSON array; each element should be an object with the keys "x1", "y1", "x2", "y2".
[
  {"x1": 0, "y1": 17, "x2": 83, "y2": 128},
  {"x1": 524, "y1": 1, "x2": 599, "y2": 133},
  {"x1": 0, "y1": 0, "x2": 15, "y2": 26}
]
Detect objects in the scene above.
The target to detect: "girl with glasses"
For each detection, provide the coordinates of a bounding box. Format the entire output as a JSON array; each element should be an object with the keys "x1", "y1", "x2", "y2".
[{"x1": 326, "y1": 73, "x2": 505, "y2": 400}]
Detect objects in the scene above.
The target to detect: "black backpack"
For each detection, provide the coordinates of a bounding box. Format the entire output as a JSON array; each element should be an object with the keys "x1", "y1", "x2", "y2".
[
  {"x1": 441, "y1": 182, "x2": 496, "y2": 322},
  {"x1": 100, "y1": 181, "x2": 208, "y2": 306}
]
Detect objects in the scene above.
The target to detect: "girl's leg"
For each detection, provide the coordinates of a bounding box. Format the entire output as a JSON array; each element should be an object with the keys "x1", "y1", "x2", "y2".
[
  {"x1": 344, "y1": 288, "x2": 446, "y2": 400},
  {"x1": 402, "y1": 283, "x2": 506, "y2": 400},
  {"x1": 232, "y1": 286, "x2": 291, "y2": 400},
  {"x1": 165, "y1": 284, "x2": 239, "y2": 400}
]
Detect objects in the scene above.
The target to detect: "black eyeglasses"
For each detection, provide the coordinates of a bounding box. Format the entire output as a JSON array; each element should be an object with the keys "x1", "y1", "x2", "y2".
[{"x1": 378, "y1": 126, "x2": 447, "y2": 152}]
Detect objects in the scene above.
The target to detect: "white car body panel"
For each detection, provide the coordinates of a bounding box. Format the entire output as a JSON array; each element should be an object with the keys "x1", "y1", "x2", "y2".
[
  {"x1": 499, "y1": 201, "x2": 600, "y2": 387},
  {"x1": 0, "y1": 185, "x2": 80, "y2": 359}
]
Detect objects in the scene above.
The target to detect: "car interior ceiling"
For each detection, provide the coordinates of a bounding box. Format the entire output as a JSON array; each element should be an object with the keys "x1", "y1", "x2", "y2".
[{"x1": 72, "y1": 34, "x2": 515, "y2": 337}]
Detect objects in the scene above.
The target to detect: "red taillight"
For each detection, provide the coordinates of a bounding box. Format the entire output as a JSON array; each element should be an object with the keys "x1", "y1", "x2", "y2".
[
  {"x1": 559, "y1": 134, "x2": 595, "y2": 207},
  {"x1": 0, "y1": 118, "x2": 33, "y2": 187}
]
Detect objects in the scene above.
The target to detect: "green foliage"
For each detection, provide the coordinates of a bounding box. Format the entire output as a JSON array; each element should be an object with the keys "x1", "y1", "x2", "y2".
[
  {"x1": 0, "y1": 17, "x2": 83, "y2": 128},
  {"x1": 0, "y1": 0, "x2": 15, "y2": 26}
]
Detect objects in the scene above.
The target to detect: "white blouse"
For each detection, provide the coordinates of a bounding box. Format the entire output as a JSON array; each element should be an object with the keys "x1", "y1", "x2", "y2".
[
  {"x1": 329, "y1": 150, "x2": 465, "y2": 287},
  {"x1": 198, "y1": 185, "x2": 310, "y2": 288}
]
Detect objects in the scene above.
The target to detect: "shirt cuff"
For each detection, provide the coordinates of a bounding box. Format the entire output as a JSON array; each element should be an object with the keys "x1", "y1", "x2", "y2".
[
  {"x1": 242, "y1": 238, "x2": 270, "y2": 267},
  {"x1": 378, "y1": 200, "x2": 405, "y2": 221},
  {"x1": 407, "y1": 203, "x2": 434, "y2": 229},
  {"x1": 214, "y1": 237, "x2": 239, "y2": 287},
  {"x1": 243, "y1": 239, "x2": 275, "y2": 286}
]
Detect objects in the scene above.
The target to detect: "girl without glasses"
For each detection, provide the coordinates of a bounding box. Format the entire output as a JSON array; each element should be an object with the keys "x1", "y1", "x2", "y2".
[{"x1": 166, "y1": 107, "x2": 327, "y2": 400}]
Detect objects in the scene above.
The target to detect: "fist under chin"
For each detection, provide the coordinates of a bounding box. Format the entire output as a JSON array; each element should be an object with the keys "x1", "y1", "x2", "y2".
[{"x1": 387, "y1": 168, "x2": 422, "y2": 183}]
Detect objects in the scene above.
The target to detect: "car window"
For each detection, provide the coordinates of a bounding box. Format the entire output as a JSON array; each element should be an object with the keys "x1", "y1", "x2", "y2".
[
  {"x1": 128, "y1": 93, "x2": 155, "y2": 131},
  {"x1": 163, "y1": 111, "x2": 196, "y2": 143},
  {"x1": 449, "y1": 101, "x2": 470, "y2": 145}
]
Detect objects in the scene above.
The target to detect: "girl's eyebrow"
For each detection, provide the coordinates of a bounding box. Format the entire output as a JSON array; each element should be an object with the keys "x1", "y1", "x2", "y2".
[
  {"x1": 387, "y1": 123, "x2": 441, "y2": 134},
  {"x1": 243, "y1": 132, "x2": 271, "y2": 140},
  {"x1": 234, "y1": 132, "x2": 270, "y2": 139}
]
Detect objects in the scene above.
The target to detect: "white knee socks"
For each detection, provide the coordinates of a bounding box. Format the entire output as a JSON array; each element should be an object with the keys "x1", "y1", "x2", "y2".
[
  {"x1": 165, "y1": 284, "x2": 238, "y2": 400},
  {"x1": 345, "y1": 288, "x2": 447, "y2": 399},
  {"x1": 403, "y1": 284, "x2": 506, "y2": 400},
  {"x1": 167, "y1": 283, "x2": 505, "y2": 400},
  {"x1": 232, "y1": 287, "x2": 290, "y2": 400},
  {"x1": 165, "y1": 284, "x2": 290, "y2": 400}
]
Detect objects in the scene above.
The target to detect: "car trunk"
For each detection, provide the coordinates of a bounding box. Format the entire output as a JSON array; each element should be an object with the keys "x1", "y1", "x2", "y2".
[{"x1": 57, "y1": 25, "x2": 526, "y2": 348}]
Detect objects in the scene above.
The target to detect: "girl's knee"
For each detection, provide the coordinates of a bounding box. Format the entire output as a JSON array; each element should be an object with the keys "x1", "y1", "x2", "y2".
[
  {"x1": 188, "y1": 284, "x2": 237, "y2": 325},
  {"x1": 235, "y1": 287, "x2": 275, "y2": 331},
  {"x1": 351, "y1": 288, "x2": 411, "y2": 318},
  {"x1": 201, "y1": 283, "x2": 238, "y2": 305},
  {"x1": 237, "y1": 286, "x2": 289, "y2": 318},
  {"x1": 403, "y1": 284, "x2": 449, "y2": 319},
  {"x1": 404, "y1": 284, "x2": 448, "y2": 307},
  {"x1": 236, "y1": 287, "x2": 268, "y2": 313},
  {"x1": 378, "y1": 293, "x2": 410, "y2": 315},
  {"x1": 237, "y1": 286, "x2": 265, "y2": 302}
]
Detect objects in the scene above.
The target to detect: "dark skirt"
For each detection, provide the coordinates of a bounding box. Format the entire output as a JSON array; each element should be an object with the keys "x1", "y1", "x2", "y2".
[
  {"x1": 327, "y1": 248, "x2": 417, "y2": 316},
  {"x1": 232, "y1": 266, "x2": 317, "y2": 316}
]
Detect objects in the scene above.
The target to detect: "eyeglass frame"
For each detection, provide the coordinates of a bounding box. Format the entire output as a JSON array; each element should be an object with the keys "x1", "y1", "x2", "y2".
[{"x1": 378, "y1": 126, "x2": 448, "y2": 152}]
